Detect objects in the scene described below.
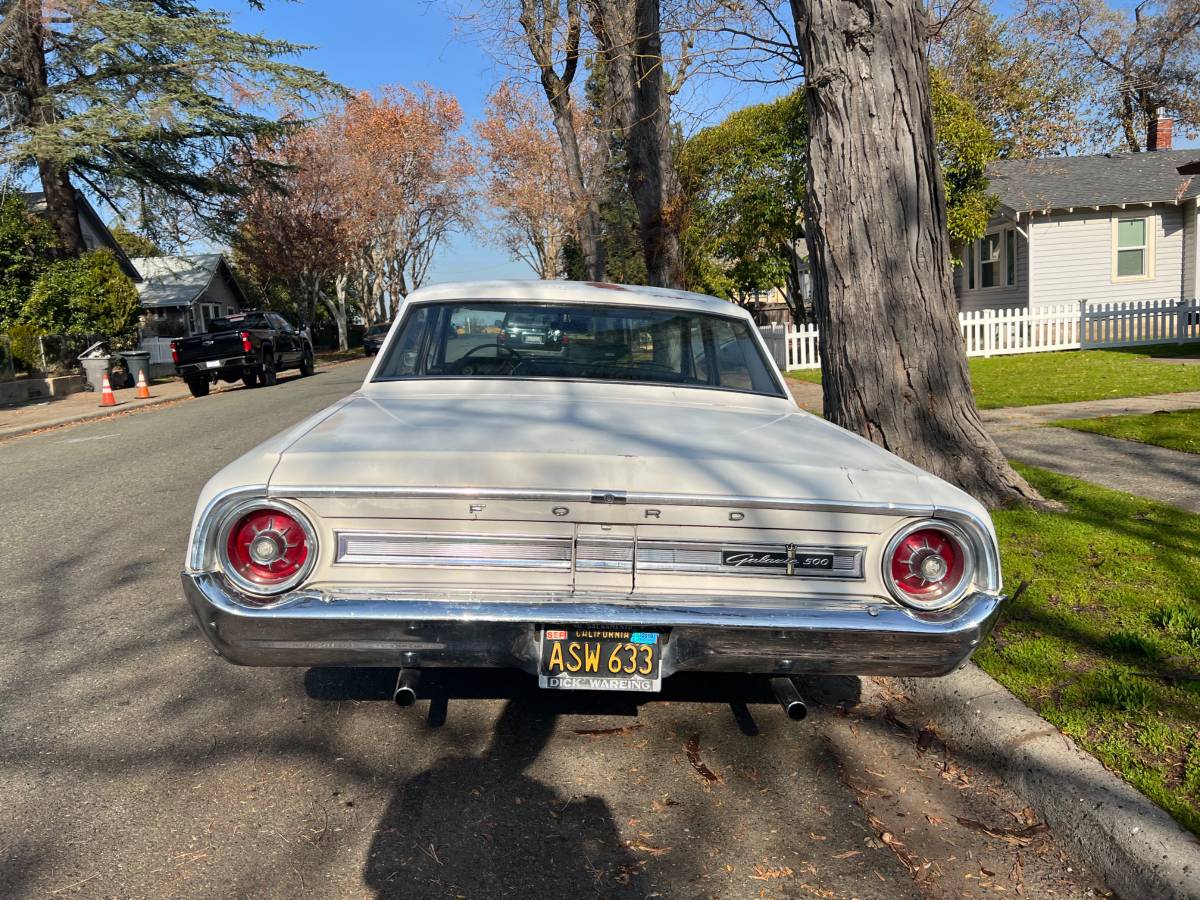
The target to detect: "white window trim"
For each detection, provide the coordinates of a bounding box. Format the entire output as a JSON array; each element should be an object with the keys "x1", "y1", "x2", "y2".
[
  {"x1": 967, "y1": 229, "x2": 1015, "y2": 293},
  {"x1": 1111, "y1": 213, "x2": 1156, "y2": 283}
]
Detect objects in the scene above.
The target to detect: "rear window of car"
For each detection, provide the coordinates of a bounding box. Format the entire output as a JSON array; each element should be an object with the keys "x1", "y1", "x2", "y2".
[
  {"x1": 373, "y1": 300, "x2": 784, "y2": 397},
  {"x1": 366, "y1": 324, "x2": 390, "y2": 337},
  {"x1": 210, "y1": 313, "x2": 269, "y2": 331}
]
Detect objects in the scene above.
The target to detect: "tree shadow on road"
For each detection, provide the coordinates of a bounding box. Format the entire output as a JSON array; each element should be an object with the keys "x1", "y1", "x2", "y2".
[{"x1": 362, "y1": 698, "x2": 648, "y2": 898}]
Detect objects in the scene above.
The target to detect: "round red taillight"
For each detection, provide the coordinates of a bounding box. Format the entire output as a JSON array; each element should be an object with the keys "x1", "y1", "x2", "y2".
[
  {"x1": 884, "y1": 523, "x2": 973, "y2": 610},
  {"x1": 223, "y1": 507, "x2": 312, "y2": 594}
]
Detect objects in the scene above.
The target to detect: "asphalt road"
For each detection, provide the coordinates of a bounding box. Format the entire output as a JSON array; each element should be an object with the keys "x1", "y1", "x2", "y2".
[{"x1": 0, "y1": 360, "x2": 1107, "y2": 899}]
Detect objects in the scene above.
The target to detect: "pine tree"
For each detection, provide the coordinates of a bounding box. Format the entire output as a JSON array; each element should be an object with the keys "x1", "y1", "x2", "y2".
[{"x1": 0, "y1": 0, "x2": 337, "y2": 253}]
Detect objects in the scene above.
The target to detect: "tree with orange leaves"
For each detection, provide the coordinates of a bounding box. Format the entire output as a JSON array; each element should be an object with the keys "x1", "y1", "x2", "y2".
[
  {"x1": 235, "y1": 85, "x2": 475, "y2": 346},
  {"x1": 476, "y1": 83, "x2": 581, "y2": 279}
]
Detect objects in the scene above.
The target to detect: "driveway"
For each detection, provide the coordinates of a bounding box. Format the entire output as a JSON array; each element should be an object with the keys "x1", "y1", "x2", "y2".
[{"x1": 0, "y1": 360, "x2": 1104, "y2": 897}]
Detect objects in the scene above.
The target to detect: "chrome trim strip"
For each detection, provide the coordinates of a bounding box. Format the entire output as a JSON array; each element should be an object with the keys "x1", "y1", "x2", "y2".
[
  {"x1": 575, "y1": 535, "x2": 634, "y2": 572},
  {"x1": 335, "y1": 531, "x2": 572, "y2": 570},
  {"x1": 267, "y1": 483, "x2": 931, "y2": 516}
]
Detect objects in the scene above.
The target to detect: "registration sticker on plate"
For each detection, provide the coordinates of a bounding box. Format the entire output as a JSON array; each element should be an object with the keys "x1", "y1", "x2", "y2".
[{"x1": 538, "y1": 627, "x2": 663, "y2": 692}]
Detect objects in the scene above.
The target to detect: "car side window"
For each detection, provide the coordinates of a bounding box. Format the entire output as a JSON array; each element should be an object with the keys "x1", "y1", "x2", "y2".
[
  {"x1": 377, "y1": 307, "x2": 431, "y2": 377},
  {"x1": 272, "y1": 314, "x2": 294, "y2": 334}
]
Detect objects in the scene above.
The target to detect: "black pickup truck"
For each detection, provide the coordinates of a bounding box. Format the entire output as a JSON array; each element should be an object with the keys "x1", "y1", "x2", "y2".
[{"x1": 171, "y1": 310, "x2": 314, "y2": 397}]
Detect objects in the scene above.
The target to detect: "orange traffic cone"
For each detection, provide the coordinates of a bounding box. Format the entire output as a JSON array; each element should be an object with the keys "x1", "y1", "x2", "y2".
[
  {"x1": 135, "y1": 369, "x2": 151, "y2": 399},
  {"x1": 99, "y1": 371, "x2": 117, "y2": 407}
]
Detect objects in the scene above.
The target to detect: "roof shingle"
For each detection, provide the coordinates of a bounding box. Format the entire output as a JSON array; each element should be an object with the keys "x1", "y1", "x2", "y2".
[{"x1": 987, "y1": 149, "x2": 1200, "y2": 213}]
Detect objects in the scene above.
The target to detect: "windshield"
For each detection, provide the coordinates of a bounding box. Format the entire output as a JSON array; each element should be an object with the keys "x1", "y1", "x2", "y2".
[
  {"x1": 210, "y1": 313, "x2": 268, "y2": 331},
  {"x1": 373, "y1": 300, "x2": 783, "y2": 397},
  {"x1": 366, "y1": 324, "x2": 390, "y2": 337}
]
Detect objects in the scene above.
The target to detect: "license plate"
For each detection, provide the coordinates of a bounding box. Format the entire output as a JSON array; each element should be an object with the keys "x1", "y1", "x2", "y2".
[
  {"x1": 538, "y1": 627, "x2": 662, "y2": 692},
  {"x1": 205, "y1": 359, "x2": 221, "y2": 368},
  {"x1": 523, "y1": 334, "x2": 541, "y2": 344}
]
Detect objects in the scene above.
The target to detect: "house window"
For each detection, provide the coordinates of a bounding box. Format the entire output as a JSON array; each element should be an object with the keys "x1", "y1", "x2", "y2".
[
  {"x1": 1113, "y1": 216, "x2": 1152, "y2": 280},
  {"x1": 979, "y1": 232, "x2": 1002, "y2": 288},
  {"x1": 1005, "y1": 229, "x2": 1016, "y2": 286},
  {"x1": 966, "y1": 242, "x2": 975, "y2": 290}
]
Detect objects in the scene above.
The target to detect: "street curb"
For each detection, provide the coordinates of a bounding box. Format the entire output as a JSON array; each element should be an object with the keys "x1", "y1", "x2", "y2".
[
  {"x1": 897, "y1": 665, "x2": 1200, "y2": 900},
  {"x1": 0, "y1": 393, "x2": 182, "y2": 441},
  {"x1": 0, "y1": 357, "x2": 367, "y2": 442}
]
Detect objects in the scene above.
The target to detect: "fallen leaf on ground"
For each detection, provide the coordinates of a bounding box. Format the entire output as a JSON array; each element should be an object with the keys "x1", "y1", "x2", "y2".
[
  {"x1": 624, "y1": 839, "x2": 671, "y2": 856},
  {"x1": 575, "y1": 724, "x2": 644, "y2": 737},
  {"x1": 955, "y1": 817, "x2": 1048, "y2": 846},
  {"x1": 833, "y1": 850, "x2": 862, "y2": 859},
  {"x1": 749, "y1": 864, "x2": 794, "y2": 881},
  {"x1": 685, "y1": 734, "x2": 723, "y2": 783}
]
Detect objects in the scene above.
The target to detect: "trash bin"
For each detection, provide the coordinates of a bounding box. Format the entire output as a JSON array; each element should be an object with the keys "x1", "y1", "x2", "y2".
[
  {"x1": 120, "y1": 351, "x2": 151, "y2": 389},
  {"x1": 80, "y1": 355, "x2": 112, "y2": 392}
]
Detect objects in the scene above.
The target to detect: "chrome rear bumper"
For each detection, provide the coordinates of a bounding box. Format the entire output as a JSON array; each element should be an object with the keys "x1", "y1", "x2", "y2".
[{"x1": 182, "y1": 573, "x2": 1005, "y2": 677}]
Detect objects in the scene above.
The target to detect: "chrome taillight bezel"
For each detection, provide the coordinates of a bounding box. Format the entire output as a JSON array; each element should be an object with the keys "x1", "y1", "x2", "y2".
[
  {"x1": 882, "y1": 519, "x2": 976, "y2": 612},
  {"x1": 215, "y1": 498, "x2": 318, "y2": 597}
]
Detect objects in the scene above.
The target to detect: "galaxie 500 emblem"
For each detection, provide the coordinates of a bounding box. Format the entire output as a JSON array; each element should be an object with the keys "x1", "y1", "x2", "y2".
[{"x1": 721, "y1": 548, "x2": 834, "y2": 573}]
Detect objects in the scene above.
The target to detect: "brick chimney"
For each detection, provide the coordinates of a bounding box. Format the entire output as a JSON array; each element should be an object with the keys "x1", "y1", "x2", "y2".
[{"x1": 1147, "y1": 109, "x2": 1173, "y2": 151}]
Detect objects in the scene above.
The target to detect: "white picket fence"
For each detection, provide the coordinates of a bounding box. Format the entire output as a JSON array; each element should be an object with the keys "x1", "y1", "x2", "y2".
[{"x1": 766, "y1": 298, "x2": 1200, "y2": 371}]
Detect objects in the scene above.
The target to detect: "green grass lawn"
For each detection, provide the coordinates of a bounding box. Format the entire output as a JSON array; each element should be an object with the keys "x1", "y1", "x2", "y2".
[
  {"x1": 1052, "y1": 409, "x2": 1200, "y2": 455},
  {"x1": 787, "y1": 343, "x2": 1200, "y2": 409},
  {"x1": 978, "y1": 465, "x2": 1200, "y2": 835}
]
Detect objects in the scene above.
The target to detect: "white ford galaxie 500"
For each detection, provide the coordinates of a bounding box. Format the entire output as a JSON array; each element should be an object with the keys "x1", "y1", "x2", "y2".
[{"x1": 183, "y1": 281, "x2": 1004, "y2": 711}]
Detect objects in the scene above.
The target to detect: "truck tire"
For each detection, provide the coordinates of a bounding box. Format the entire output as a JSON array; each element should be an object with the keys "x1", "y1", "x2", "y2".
[
  {"x1": 299, "y1": 347, "x2": 314, "y2": 377},
  {"x1": 186, "y1": 377, "x2": 210, "y2": 398},
  {"x1": 261, "y1": 350, "x2": 278, "y2": 386},
  {"x1": 242, "y1": 369, "x2": 260, "y2": 388}
]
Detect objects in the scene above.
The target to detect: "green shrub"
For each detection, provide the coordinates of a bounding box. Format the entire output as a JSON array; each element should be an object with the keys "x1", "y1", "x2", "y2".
[
  {"x1": 1150, "y1": 603, "x2": 1200, "y2": 649},
  {"x1": 1088, "y1": 667, "x2": 1153, "y2": 711},
  {"x1": 22, "y1": 250, "x2": 140, "y2": 347},
  {"x1": 1099, "y1": 630, "x2": 1162, "y2": 660},
  {"x1": 5, "y1": 322, "x2": 44, "y2": 373},
  {"x1": 0, "y1": 193, "x2": 61, "y2": 330}
]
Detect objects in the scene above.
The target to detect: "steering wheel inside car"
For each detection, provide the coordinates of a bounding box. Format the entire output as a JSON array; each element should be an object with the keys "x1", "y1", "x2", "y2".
[{"x1": 453, "y1": 343, "x2": 525, "y2": 375}]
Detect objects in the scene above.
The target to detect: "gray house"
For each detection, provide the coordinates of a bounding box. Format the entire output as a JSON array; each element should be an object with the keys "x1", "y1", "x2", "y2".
[
  {"x1": 955, "y1": 146, "x2": 1200, "y2": 311},
  {"x1": 132, "y1": 254, "x2": 248, "y2": 372}
]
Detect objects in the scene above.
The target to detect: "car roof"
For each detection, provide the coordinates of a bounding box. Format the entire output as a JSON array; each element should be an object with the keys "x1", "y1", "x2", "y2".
[{"x1": 402, "y1": 280, "x2": 748, "y2": 319}]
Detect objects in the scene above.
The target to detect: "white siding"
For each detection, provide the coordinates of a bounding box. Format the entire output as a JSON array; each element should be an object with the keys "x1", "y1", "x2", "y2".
[
  {"x1": 955, "y1": 217, "x2": 1029, "y2": 311},
  {"x1": 1183, "y1": 199, "x2": 1198, "y2": 300},
  {"x1": 1028, "y1": 206, "x2": 1185, "y2": 308}
]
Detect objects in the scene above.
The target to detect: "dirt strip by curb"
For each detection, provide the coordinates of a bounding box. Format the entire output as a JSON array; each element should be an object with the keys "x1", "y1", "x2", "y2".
[{"x1": 897, "y1": 664, "x2": 1200, "y2": 900}]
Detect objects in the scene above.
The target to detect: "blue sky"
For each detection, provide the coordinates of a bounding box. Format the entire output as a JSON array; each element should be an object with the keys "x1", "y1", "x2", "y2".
[
  {"x1": 214, "y1": 1, "x2": 1195, "y2": 282},
  {"x1": 219, "y1": 0, "x2": 530, "y2": 281},
  {"x1": 217, "y1": 0, "x2": 788, "y2": 283}
]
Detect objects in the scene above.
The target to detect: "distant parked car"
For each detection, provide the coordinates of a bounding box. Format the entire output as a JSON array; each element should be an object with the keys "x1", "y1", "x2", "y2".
[
  {"x1": 497, "y1": 309, "x2": 565, "y2": 351},
  {"x1": 363, "y1": 322, "x2": 391, "y2": 356},
  {"x1": 171, "y1": 310, "x2": 313, "y2": 397},
  {"x1": 183, "y1": 281, "x2": 1005, "y2": 707}
]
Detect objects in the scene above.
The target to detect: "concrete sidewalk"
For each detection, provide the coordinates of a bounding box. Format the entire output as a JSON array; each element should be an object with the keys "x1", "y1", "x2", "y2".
[
  {"x1": 785, "y1": 379, "x2": 1200, "y2": 511},
  {"x1": 0, "y1": 356, "x2": 368, "y2": 442},
  {"x1": 0, "y1": 378, "x2": 194, "y2": 441}
]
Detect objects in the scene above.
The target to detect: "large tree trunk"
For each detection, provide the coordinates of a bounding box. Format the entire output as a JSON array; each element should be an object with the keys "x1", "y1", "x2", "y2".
[
  {"x1": 13, "y1": 0, "x2": 85, "y2": 255},
  {"x1": 791, "y1": 0, "x2": 1041, "y2": 509},
  {"x1": 591, "y1": 0, "x2": 686, "y2": 288},
  {"x1": 518, "y1": 0, "x2": 606, "y2": 281}
]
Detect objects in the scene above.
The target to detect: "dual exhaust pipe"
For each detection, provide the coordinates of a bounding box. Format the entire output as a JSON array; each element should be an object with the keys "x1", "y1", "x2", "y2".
[{"x1": 395, "y1": 668, "x2": 808, "y2": 721}]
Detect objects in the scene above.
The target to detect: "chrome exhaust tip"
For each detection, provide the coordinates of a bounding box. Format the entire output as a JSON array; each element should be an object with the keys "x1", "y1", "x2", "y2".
[
  {"x1": 393, "y1": 668, "x2": 421, "y2": 707},
  {"x1": 769, "y1": 676, "x2": 808, "y2": 721}
]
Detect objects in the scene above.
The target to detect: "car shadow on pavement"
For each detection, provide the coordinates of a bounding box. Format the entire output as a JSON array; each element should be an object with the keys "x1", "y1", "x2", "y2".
[
  {"x1": 361, "y1": 699, "x2": 649, "y2": 898},
  {"x1": 304, "y1": 667, "x2": 862, "y2": 733}
]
